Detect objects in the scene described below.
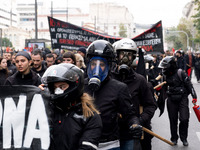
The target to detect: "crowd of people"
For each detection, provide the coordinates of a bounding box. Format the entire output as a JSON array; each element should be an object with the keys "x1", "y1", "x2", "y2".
[{"x1": 0, "y1": 39, "x2": 198, "y2": 150}]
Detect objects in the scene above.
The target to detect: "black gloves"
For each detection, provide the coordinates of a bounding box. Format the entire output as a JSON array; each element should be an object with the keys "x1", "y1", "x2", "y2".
[{"x1": 129, "y1": 124, "x2": 143, "y2": 139}]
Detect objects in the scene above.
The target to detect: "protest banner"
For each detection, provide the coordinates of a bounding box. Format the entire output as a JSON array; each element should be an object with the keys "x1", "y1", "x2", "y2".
[{"x1": 0, "y1": 85, "x2": 51, "y2": 150}]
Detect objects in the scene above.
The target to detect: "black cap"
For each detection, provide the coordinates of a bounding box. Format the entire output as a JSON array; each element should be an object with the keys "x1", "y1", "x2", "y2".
[
  {"x1": 15, "y1": 51, "x2": 31, "y2": 61},
  {"x1": 77, "y1": 47, "x2": 86, "y2": 55}
]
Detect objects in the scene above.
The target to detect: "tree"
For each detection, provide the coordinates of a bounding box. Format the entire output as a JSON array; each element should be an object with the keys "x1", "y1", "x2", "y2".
[
  {"x1": 2, "y1": 38, "x2": 12, "y2": 47},
  {"x1": 119, "y1": 23, "x2": 127, "y2": 37}
]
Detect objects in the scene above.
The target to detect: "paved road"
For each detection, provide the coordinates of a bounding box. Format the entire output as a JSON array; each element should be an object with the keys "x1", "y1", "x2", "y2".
[{"x1": 151, "y1": 72, "x2": 200, "y2": 150}]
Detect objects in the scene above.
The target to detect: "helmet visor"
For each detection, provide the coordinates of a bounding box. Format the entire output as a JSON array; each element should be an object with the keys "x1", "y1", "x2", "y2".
[{"x1": 87, "y1": 57, "x2": 109, "y2": 82}]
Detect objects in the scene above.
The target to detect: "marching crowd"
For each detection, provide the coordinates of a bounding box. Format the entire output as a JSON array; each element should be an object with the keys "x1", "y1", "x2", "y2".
[{"x1": 0, "y1": 39, "x2": 198, "y2": 150}]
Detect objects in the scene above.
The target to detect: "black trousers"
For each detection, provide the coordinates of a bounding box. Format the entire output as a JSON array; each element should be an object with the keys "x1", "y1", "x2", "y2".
[{"x1": 167, "y1": 96, "x2": 189, "y2": 141}]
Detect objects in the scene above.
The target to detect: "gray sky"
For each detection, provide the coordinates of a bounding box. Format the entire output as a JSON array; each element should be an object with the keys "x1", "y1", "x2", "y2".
[{"x1": 16, "y1": 0, "x2": 192, "y2": 27}]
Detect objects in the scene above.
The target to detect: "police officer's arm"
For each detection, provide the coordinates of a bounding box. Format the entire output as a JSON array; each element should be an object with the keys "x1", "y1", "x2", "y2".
[{"x1": 78, "y1": 112, "x2": 102, "y2": 150}]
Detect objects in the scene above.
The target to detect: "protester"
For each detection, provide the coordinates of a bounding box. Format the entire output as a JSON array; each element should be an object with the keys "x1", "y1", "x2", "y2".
[
  {"x1": 0, "y1": 57, "x2": 10, "y2": 85},
  {"x1": 45, "y1": 53, "x2": 55, "y2": 68},
  {"x1": 175, "y1": 50, "x2": 186, "y2": 71},
  {"x1": 194, "y1": 51, "x2": 200, "y2": 83},
  {"x1": 62, "y1": 51, "x2": 76, "y2": 64},
  {"x1": 84, "y1": 40, "x2": 142, "y2": 150},
  {"x1": 77, "y1": 47, "x2": 88, "y2": 65},
  {"x1": 3, "y1": 51, "x2": 16, "y2": 75},
  {"x1": 75, "y1": 53, "x2": 86, "y2": 69},
  {"x1": 158, "y1": 56, "x2": 197, "y2": 146},
  {"x1": 112, "y1": 38, "x2": 157, "y2": 150},
  {"x1": 4, "y1": 51, "x2": 41, "y2": 86},
  {"x1": 41, "y1": 63, "x2": 102, "y2": 149},
  {"x1": 185, "y1": 50, "x2": 195, "y2": 78},
  {"x1": 31, "y1": 49, "x2": 47, "y2": 77}
]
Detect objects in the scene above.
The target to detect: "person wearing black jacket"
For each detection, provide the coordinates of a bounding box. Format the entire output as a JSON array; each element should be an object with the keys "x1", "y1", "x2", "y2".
[
  {"x1": 194, "y1": 51, "x2": 200, "y2": 83},
  {"x1": 31, "y1": 49, "x2": 47, "y2": 77},
  {"x1": 41, "y1": 63, "x2": 102, "y2": 150},
  {"x1": 112, "y1": 38, "x2": 157, "y2": 150},
  {"x1": 84, "y1": 40, "x2": 142, "y2": 150},
  {"x1": 158, "y1": 56, "x2": 197, "y2": 146},
  {"x1": 175, "y1": 50, "x2": 186, "y2": 71},
  {"x1": 4, "y1": 51, "x2": 41, "y2": 86}
]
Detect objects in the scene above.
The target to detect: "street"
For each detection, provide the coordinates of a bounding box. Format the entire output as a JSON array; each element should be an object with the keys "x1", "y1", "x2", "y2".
[{"x1": 151, "y1": 72, "x2": 200, "y2": 150}]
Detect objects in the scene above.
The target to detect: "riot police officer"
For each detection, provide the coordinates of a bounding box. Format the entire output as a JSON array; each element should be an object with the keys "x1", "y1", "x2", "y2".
[
  {"x1": 112, "y1": 38, "x2": 157, "y2": 150},
  {"x1": 158, "y1": 56, "x2": 197, "y2": 146},
  {"x1": 84, "y1": 39, "x2": 142, "y2": 150}
]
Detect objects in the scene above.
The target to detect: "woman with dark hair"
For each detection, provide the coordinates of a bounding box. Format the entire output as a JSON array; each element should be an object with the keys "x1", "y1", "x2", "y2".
[
  {"x1": 62, "y1": 51, "x2": 76, "y2": 64},
  {"x1": 0, "y1": 57, "x2": 10, "y2": 85}
]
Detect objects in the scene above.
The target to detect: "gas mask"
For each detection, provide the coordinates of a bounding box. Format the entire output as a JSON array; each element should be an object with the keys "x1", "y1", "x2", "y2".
[
  {"x1": 118, "y1": 51, "x2": 134, "y2": 76},
  {"x1": 87, "y1": 57, "x2": 109, "y2": 91}
]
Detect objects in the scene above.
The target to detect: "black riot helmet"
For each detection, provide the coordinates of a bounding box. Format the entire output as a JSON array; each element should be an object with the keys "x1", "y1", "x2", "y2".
[
  {"x1": 87, "y1": 40, "x2": 115, "y2": 65},
  {"x1": 42, "y1": 63, "x2": 84, "y2": 112},
  {"x1": 158, "y1": 56, "x2": 177, "y2": 76},
  {"x1": 86, "y1": 40, "x2": 115, "y2": 91}
]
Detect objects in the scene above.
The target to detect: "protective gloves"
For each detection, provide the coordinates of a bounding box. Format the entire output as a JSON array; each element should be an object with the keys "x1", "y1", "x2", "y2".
[{"x1": 129, "y1": 124, "x2": 143, "y2": 139}]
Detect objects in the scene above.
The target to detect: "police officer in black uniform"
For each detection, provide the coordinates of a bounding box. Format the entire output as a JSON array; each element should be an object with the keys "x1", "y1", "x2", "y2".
[
  {"x1": 111, "y1": 38, "x2": 157, "y2": 150},
  {"x1": 158, "y1": 56, "x2": 197, "y2": 146},
  {"x1": 84, "y1": 40, "x2": 142, "y2": 150}
]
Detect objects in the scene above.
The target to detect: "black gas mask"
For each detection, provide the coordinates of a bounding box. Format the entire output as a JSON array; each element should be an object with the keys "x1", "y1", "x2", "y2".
[
  {"x1": 87, "y1": 57, "x2": 109, "y2": 91},
  {"x1": 118, "y1": 51, "x2": 134, "y2": 76}
]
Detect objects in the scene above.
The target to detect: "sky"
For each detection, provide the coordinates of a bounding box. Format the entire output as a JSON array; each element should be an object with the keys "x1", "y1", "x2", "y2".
[
  {"x1": 16, "y1": 0, "x2": 192, "y2": 27},
  {"x1": 56, "y1": 0, "x2": 192, "y2": 27}
]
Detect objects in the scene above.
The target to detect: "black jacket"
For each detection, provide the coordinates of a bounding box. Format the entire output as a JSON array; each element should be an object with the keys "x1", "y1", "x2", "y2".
[
  {"x1": 176, "y1": 56, "x2": 186, "y2": 71},
  {"x1": 111, "y1": 68, "x2": 157, "y2": 140},
  {"x1": 0, "y1": 69, "x2": 10, "y2": 85},
  {"x1": 51, "y1": 103, "x2": 102, "y2": 150},
  {"x1": 31, "y1": 63, "x2": 47, "y2": 77},
  {"x1": 165, "y1": 69, "x2": 197, "y2": 99},
  {"x1": 4, "y1": 70, "x2": 41, "y2": 86},
  {"x1": 84, "y1": 77, "x2": 139, "y2": 142}
]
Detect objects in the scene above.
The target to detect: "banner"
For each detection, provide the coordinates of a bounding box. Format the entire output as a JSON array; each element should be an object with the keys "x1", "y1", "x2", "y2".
[
  {"x1": 48, "y1": 17, "x2": 164, "y2": 54},
  {"x1": 132, "y1": 21, "x2": 164, "y2": 54},
  {"x1": 0, "y1": 85, "x2": 52, "y2": 150},
  {"x1": 48, "y1": 17, "x2": 121, "y2": 50}
]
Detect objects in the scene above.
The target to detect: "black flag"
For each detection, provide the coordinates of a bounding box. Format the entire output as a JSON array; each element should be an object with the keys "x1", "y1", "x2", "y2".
[{"x1": 136, "y1": 47, "x2": 146, "y2": 79}]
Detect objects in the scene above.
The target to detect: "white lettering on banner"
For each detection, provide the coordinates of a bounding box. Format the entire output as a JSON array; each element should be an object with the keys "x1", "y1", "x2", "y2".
[
  {"x1": 23, "y1": 94, "x2": 50, "y2": 149},
  {"x1": 3, "y1": 95, "x2": 26, "y2": 148},
  {"x1": 145, "y1": 33, "x2": 155, "y2": 38},
  {"x1": 56, "y1": 33, "x2": 62, "y2": 38},
  {"x1": 143, "y1": 39, "x2": 161, "y2": 46},
  {"x1": 52, "y1": 39, "x2": 57, "y2": 44},
  {"x1": 50, "y1": 28, "x2": 55, "y2": 32},
  {"x1": 0, "y1": 94, "x2": 50, "y2": 149}
]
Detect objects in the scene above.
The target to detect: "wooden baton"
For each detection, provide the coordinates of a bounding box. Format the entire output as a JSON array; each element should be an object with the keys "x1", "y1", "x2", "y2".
[
  {"x1": 142, "y1": 127, "x2": 174, "y2": 146},
  {"x1": 154, "y1": 81, "x2": 166, "y2": 90}
]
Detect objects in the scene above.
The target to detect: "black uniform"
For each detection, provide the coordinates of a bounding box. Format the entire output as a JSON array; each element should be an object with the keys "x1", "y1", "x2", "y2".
[
  {"x1": 4, "y1": 70, "x2": 41, "y2": 86},
  {"x1": 112, "y1": 68, "x2": 157, "y2": 150},
  {"x1": 165, "y1": 69, "x2": 196, "y2": 142},
  {"x1": 84, "y1": 77, "x2": 139, "y2": 144},
  {"x1": 51, "y1": 103, "x2": 102, "y2": 150},
  {"x1": 194, "y1": 57, "x2": 200, "y2": 82},
  {"x1": 176, "y1": 56, "x2": 186, "y2": 71}
]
